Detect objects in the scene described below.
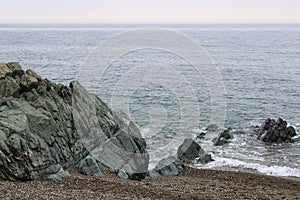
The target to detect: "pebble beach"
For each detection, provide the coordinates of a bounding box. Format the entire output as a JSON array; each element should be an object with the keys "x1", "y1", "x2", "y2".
[{"x1": 1, "y1": 167, "x2": 299, "y2": 200}]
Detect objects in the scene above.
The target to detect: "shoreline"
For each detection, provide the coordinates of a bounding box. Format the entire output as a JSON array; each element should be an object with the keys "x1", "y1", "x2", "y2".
[
  {"x1": 194, "y1": 165, "x2": 300, "y2": 182},
  {"x1": 1, "y1": 166, "x2": 299, "y2": 199}
]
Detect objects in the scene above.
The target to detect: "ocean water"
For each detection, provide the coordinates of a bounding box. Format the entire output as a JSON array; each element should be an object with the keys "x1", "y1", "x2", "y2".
[{"x1": 0, "y1": 24, "x2": 299, "y2": 178}]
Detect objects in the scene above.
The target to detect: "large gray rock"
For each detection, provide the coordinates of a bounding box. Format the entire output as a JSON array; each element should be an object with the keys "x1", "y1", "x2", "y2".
[
  {"x1": 257, "y1": 118, "x2": 297, "y2": 143},
  {"x1": 71, "y1": 81, "x2": 149, "y2": 180},
  {"x1": 177, "y1": 138, "x2": 205, "y2": 162},
  {"x1": 0, "y1": 63, "x2": 149, "y2": 181}
]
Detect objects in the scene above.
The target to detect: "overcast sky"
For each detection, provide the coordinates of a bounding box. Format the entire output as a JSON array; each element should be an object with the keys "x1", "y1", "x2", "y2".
[{"x1": 1, "y1": 0, "x2": 299, "y2": 23}]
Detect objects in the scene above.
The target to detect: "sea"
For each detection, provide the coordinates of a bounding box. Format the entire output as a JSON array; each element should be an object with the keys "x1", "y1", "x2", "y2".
[{"x1": 0, "y1": 24, "x2": 299, "y2": 178}]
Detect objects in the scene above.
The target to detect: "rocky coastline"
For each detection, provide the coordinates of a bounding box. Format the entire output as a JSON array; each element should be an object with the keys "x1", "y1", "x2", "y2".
[
  {"x1": 0, "y1": 62, "x2": 149, "y2": 181},
  {"x1": 0, "y1": 62, "x2": 299, "y2": 199}
]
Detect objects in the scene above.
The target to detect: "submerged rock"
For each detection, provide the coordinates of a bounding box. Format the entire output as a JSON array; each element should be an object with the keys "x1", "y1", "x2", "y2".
[
  {"x1": 0, "y1": 62, "x2": 149, "y2": 181},
  {"x1": 257, "y1": 118, "x2": 297, "y2": 143}
]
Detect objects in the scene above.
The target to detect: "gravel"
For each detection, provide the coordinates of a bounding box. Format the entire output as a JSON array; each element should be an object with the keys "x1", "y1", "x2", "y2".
[{"x1": 1, "y1": 167, "x2": 299, "y2": 200}]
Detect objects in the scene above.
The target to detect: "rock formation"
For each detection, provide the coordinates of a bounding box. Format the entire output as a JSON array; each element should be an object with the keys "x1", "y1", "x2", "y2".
[
  {"x1": 177, "y1": 138, "x2": 205, "y2": 162},
  {"x1": 212, "y1": 128, "x2": 233, "y2": 146},
  {"x1": 153, "y1": 156, "x2": 184, "y2": 176},
  {"x1": 257, "y1": 118, "x2": 297, "y2": 143},
  {"x1": 0, "y1": 62, "x2": 149, "y2": 181}
]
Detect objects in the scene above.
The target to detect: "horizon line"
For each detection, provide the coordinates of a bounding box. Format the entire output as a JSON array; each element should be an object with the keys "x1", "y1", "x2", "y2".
[{"x1": 0, "y1": 22, "x2": 299, "y2": 25}]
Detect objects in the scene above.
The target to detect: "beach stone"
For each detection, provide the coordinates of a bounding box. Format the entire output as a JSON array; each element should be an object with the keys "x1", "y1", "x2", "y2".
[
  {"x1": 46, "y1": 167, "x2": 71, "y2": 182},
  {"x1": 177, "y1": 138, "x2": 205, "y2": 162},
  {"x1": 195, "y1": 154, "x2": 214, "y2": 164},
  {"x1": 212, "y1": 128, "x2": 233, "y2": 146},
  {"x1": 77, "y1": 156, "x2": 103, "y2": 177},
  {"x1": 146, "y1": 170, "x2": 160, "y2": 179},
  {"x1": 117, "y1": 170, "x2": 129, "y2": 179},
  {"x1": 154, "y1": 156, "x2": 184, "y2": 176},
  {"x1": 0, "y1": 62, "x2": 149, "y2": 181},
  {"x1": 46, "y1": 174, "x2": 63, "y2": 182},
  {"x1": 257, "y1": 118, "x2": 297, "y2": 143}
]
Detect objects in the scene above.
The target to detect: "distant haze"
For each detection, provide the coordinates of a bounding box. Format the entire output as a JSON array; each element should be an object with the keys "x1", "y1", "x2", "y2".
[{"x1": 1, "y1": 0, "x2": 299, "y2": 23}]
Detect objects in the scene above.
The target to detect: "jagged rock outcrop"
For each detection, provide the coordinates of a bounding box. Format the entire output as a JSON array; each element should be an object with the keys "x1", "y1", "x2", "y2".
[
  {"x1": 257, "y1": 118, "x2": 297, "y2": 143},
  {"x1": 0, "y1": 62, "x2": 149, "y2": 181}
]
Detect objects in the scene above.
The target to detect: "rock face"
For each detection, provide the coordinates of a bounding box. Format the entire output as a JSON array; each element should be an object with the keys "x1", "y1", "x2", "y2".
[
  {"x1": 0, "y1": 62, "x2": 149, "y2": 181},
  {"x1": 257, "y1": 118, "x2": 297, "y2": 143}
]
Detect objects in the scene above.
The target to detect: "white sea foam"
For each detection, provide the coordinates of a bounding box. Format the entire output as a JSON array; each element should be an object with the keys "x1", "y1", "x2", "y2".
[{"x1": 195, "y1": 155, "x2": 300, "y2": 178}]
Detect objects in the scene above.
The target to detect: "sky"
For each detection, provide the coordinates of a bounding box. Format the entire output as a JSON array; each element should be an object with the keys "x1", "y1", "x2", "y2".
[{"x1": 0, "y1": 0, "x2": 299, "y2": 23}]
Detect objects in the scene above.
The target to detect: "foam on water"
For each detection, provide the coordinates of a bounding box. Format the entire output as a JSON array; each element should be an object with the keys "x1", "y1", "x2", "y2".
[
  {"x1": 196, "y1": 155, "x2": 300, "y2": 178},
  {"x1": 1, "y1": 23, "x2": 300, "y2": 179}
]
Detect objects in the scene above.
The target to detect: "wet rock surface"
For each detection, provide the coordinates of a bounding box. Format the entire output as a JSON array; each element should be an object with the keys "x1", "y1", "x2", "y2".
[
  {"x1": 257, "y1": 118, "x2": 297, "y2": 143},
  {"x1": 0, "y1": 62, "x2": 149, "y2": 181},
  {"x1": 212, "y1": 128, "x2": 233, "y2": 146}
]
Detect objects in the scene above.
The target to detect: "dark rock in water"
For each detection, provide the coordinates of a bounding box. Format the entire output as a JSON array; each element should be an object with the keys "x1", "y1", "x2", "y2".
[
  {"x1": 212, "y1": 128, "x2": 233, "y2": 146},
  {"x1": 196, "y1": 131, "x2": 206, "y2": 139},
  {"x1": 154, "y1": 156, "x2": 184, "y2": 176},
  {"x1": 195, "y1": 154, "x2": 214, "y2": 164},
  {"x1": 0, "y1": 62, "x2": 149, "y2": 181},
  {"x1": 77, "y1": 156, "x2": 103, "y2": 177},
  {"x1": 177, "y1": 138, "x2": 205, "y2": 162},
  {"x1": 257, "y1": 118, "x2": 297, "y2": 143}
]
